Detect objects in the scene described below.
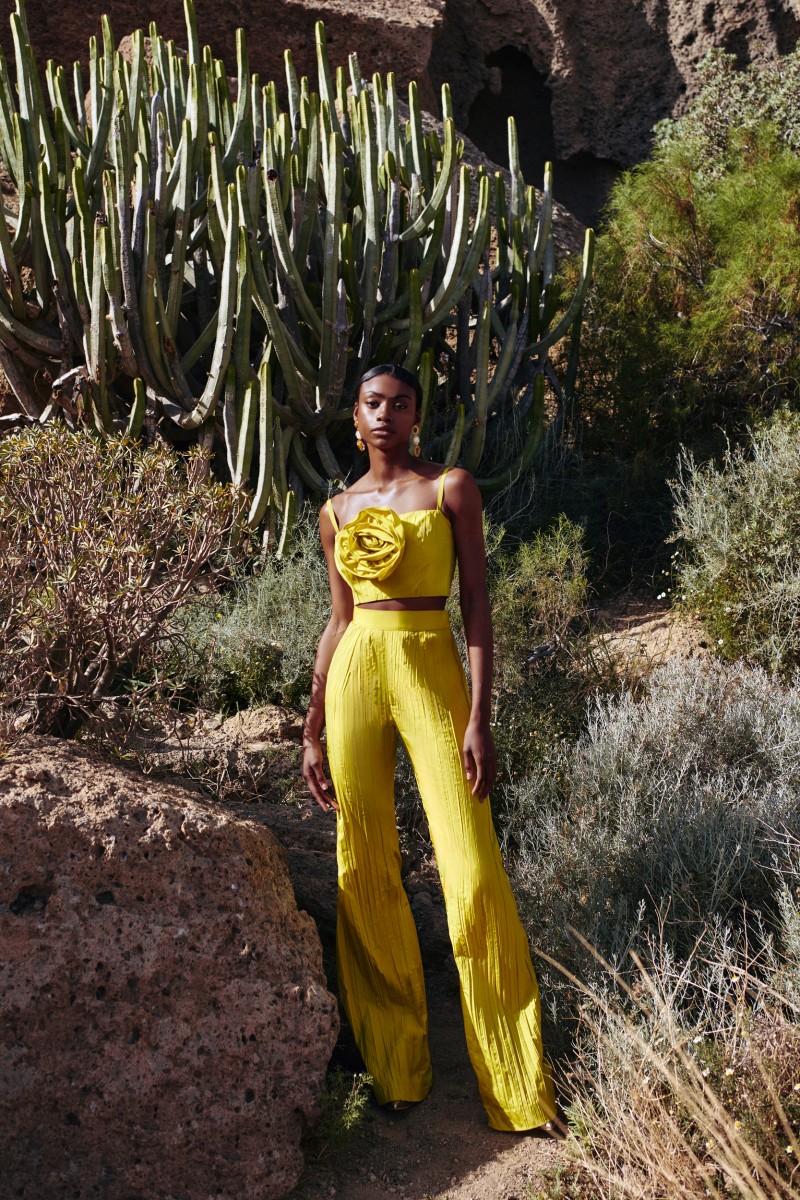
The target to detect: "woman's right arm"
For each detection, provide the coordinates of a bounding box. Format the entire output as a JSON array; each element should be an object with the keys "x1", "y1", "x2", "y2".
[{"x1": 301, "y1": 504, "x2": 353, "y2": 812}]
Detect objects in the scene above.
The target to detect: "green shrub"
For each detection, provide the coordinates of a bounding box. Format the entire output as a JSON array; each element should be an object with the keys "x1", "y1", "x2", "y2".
[
  {"x1": 579, "y1": 122, "x2": 800, "y2": 458},
  {"x1": 166, "y1": 512, "x2": 330, "y2": 713},
  {"x1": 301, "y1": 1067, "x2": 372, "y2": 1163},
  {"x1": 490, "y1": 515, "x2": 589, "y2": 683},
  {"x1": 486, "y1": 514, "x2": 592, "y2": 784},
  {"x1": 0, "y1": 426, "x2": 245, "y2": 735},
  {"x1": 671, "y1": 411, "x2": 800, "y2": 674},
  {"x1": 565, "y1": 48, "x2": 800, "y2": 580}
]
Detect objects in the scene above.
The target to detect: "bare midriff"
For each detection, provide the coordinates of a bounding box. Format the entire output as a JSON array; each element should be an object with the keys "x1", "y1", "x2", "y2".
[{"x1": 357, "y1": 595, "x2": 447, "y2": 610}]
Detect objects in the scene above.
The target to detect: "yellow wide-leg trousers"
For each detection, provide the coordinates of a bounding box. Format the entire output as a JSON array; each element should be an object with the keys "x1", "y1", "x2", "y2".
[{"x1": 325, "y1": 607, "x2": 556, "y2": 1131}]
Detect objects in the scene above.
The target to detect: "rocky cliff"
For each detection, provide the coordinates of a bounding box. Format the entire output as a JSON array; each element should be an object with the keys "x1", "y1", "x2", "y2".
[{"x1": 2, "y1": 0, "x2": 797, "y2": 174}]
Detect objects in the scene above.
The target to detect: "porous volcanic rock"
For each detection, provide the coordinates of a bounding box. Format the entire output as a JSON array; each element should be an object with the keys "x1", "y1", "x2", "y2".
[
  {"x1": 3, "y1": 0, "x2": 797, "y2": 180},
  {"x1": 430, "y1": 0, "x2": 800, "y2": 168},
  {"x1": 0, "y1": 0, "x2": 446, "y2": 112},
  {"x1": 0, "y1": 735, "x2": 339, "y2": 1200}
]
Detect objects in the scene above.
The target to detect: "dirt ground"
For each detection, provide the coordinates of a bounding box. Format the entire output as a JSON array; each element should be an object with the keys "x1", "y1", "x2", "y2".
[
  {"x1": 291, "y1": 958, "x2": 565, "y2": 1200},
  {"x1": 592, "y1": 594, "x2": 710, "y2": 668}
]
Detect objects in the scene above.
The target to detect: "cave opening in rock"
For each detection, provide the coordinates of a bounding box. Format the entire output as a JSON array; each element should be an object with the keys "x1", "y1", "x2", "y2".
[
  {"x1": 463, "y1": 44, "x2": 621, "y2": 227},
  {"x1": 722, "y1": 19, "x2": 757, "y2": 67},
  {"x1": 769, "y1": 2, "x2": 800, "y2": 54},
  {"x1": 465, "y1": 46, "x2": 557, "y2": 185}
]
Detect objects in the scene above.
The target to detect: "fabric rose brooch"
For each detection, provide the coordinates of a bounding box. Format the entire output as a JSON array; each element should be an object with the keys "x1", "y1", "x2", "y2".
[{"x1": 334, "y1": 507, "x2": 406, "y2": 586}]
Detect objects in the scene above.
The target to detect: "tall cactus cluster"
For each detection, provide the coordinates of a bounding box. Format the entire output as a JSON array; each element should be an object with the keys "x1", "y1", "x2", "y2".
[{"x1": 0, "y1": 0, "x2": 593, "y2": 540}]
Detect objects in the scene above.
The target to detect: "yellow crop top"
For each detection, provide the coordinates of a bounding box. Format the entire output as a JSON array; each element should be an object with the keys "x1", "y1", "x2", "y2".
[{"x1": 328, "y1": 469, "x2": 456, "y2": 605}]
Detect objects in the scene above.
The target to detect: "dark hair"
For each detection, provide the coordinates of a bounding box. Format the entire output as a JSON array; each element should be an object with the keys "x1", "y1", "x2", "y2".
[{"x1": 357, "y1": 363, "x2": 423, "y2": 407}]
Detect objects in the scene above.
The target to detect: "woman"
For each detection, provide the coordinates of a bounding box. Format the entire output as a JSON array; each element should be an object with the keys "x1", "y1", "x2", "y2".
[{"x1": 301, "y1": 363, "x2": 556, "y2": 1131}]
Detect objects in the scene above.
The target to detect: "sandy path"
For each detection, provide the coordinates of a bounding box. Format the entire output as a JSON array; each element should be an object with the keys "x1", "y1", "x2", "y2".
[{"x1": 292, "y1": 962, "x2": 563, "y2": 1200}]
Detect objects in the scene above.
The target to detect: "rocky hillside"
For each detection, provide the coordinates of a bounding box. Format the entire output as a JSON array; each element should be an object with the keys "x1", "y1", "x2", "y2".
[{"x1": 2, "y1": 0, "x2": 797, "y2": 216}]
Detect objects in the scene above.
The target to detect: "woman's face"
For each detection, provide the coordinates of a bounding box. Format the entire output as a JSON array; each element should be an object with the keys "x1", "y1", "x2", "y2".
[{"x1": 355, "y1": 375, "x2": 420, "y2": 450}]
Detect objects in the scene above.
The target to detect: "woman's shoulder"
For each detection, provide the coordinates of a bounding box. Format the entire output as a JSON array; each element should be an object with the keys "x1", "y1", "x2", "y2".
[
  {"x1": 440, "y1": 466, "x2": 476, "y2": 487},
  {"x1": 440, "y1": 466, "x2": 480, "y2": 507},
  {"x1": 321, "y1": 481, "x2": 374, "y2": 529},
  {"x1": 322, "y1": 481, "x2": 363, "y2": 520}
]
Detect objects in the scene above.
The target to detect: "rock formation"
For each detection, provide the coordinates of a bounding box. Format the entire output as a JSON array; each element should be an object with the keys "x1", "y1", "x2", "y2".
[
  {"x1": 1, "y1": 0, "x2": 797, "y2": 178},
  {"x1": 431, "y1": 0, "x2": 800, "y2": 169},
  {"x1": 0, "y1": 735, "x2": 339, "y2": 1200}
]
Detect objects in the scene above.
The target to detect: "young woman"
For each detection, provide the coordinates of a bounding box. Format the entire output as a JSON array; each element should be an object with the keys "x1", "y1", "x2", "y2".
[{"x1": 301, "y1": 363, "x2": 556, "y2": 1131}]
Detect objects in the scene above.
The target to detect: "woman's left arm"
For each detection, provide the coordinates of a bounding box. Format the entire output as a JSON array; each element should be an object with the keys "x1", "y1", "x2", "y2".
[{"x1": 446, "y1": 469, "x2": 497, "y2": 800}]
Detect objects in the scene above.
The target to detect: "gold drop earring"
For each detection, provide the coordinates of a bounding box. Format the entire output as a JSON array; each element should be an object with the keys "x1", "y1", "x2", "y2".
[
  {"x1": 411, "y1": 424, "x2": 421, "y2": 458},
  {"x1": 354, "y1": 417, "x2": 365, "y2": 452}
]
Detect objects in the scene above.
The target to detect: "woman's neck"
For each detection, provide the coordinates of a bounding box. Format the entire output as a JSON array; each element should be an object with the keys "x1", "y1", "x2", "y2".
[{"x1": 364, "y1": 449, "x2": 417, "y2": 485}]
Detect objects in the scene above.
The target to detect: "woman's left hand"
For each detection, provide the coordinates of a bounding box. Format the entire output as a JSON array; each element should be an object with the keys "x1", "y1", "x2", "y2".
[{"x1": 463, "y1": 717, "x2": 497, "y2": 800}]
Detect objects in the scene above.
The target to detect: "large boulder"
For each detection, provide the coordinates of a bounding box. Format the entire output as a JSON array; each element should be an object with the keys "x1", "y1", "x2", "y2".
[{"x1": 0, "y1": 735, "x2": 339, "y2": 1200}]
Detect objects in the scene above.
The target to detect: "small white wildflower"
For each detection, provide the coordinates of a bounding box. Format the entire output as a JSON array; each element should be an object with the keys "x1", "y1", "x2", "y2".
[
  {"x1": 702, "y1": 1068, "x2": 710, "y2": 1078},
  {"x1": 717, "y1": 638, "x2": 724, "y2": 645},
  {"x1": 794, "y1": 1083, "x2": 800, "y2": 1092},
  {"x1": 725, "y1": 1067, "x2": 734, "y2": 1076},
  {"x1": 787, "y1": 1146, "x2": 794, "y2": 1155},
  {"x1": 705, "y1": 1139, "x2": 714, "y2": 1149},
  {"x1": 693, "y1": 1035, "x2": 703, "y2": 1044}
]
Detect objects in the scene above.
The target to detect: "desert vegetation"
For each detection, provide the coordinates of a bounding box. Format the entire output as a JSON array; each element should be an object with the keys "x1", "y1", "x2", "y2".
[{"x1": 1, "y1": 1, "x2": 800, "y2": 1196}]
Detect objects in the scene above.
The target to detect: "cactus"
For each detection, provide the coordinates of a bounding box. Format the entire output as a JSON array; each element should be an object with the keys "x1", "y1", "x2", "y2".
[{"x1": 0, "y1": 0, "x2": 593, "y2": 542}]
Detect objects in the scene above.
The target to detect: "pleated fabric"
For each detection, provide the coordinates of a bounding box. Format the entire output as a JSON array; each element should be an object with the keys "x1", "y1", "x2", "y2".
[{"x1": 325, "y1": 607, "x2": 556, "y2": 1130}]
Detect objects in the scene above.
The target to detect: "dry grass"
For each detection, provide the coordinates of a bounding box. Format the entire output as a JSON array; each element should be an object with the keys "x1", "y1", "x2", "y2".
[{"x1": 540, "y1": 924, "x2": 800, "y2": 1200}]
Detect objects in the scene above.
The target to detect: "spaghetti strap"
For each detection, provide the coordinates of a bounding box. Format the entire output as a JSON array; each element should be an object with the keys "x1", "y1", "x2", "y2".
[
  {"x1": 326, "y1": 498, "x2": 340, "y2": 532},
  {"x1": 436, "y1": 468, "x2": 450, "y2": 511}
]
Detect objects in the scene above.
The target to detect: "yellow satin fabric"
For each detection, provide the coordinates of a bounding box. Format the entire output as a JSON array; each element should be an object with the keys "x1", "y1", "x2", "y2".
[
  {"x1": 327, "y1": 470, "x2": 456, "y2": 604},
  {"x1": 325, "y1": 607, "x2": 556, "y2": 1129}
]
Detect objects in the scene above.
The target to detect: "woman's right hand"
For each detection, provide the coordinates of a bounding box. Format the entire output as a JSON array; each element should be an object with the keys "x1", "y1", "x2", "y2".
[{"x1": 301, "y1": 737, "x2": 339, "y2": 813}]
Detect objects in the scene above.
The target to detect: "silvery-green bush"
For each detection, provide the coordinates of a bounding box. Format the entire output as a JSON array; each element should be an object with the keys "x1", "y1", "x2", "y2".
[
  {"x1": 165, "y1": 513, "x2": 330, "y2": 712},
  {"x1": 654, "y1": 45, "x2": 800, "y2": 166},
  {"x1": 671, "y1": 411, "x2": 800, "y2": 674},
  {"x1": 504, "y1": 657, "x2": 800, "y2": 1033}
]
